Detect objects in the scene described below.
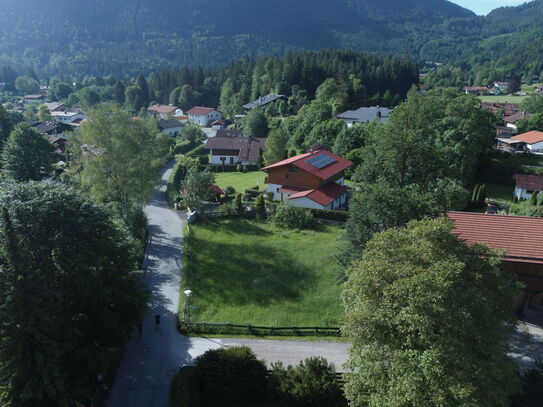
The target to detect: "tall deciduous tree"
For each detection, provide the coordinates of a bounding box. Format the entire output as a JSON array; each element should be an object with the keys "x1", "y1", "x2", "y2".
[
  {"x1": 71, "y1": 104, "x2": 167, "y2": 213},
  {"x1": 38, "y1": 104, "x2": 52, "y2": 122},
  {"x1": 0, "y1": 104, "x2": 15, "y2": 146},
  {"x1": 1, "y1": 123, "x2": 54, "y2": 181},
  {"x1": 263, "y1": 127, "x2": 288, "y2": 165},
  {"x1": 343, "y1": 218, "x2": 519, "y2": 407},
  {"x1": 243, "y1": 109, "x2": 269, "y2": 138},
  {"x1": 0, "y1": 182, "x2": 146, "y2": 406},
  {"x1": 180, "y1": 165, "x2": 215, "y2": 212}
]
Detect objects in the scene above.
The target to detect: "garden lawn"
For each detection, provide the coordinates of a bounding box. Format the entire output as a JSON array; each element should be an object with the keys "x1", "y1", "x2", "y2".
[
  {"x1": 485, "y1": 182, "x2": 514, "y2": 203},
  {"x1": 479, "y1": 95, "x2": 528, "y2": 104},
  {"x1": 182, "y1": 218, "x2": 343, "y2": 327},
  {"x1": 215, "y1": 171, "x2": 267, "y2": 193}
]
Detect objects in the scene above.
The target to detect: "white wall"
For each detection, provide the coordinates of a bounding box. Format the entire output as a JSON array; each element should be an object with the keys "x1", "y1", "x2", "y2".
[
  {"x1": 527, "y1": 141, "x2": 543, "y2": 152},
  {"x1": 289, "y1": 197, "x2": 326, "y2": 210},
  {"x1": 52, "y1": 113, "x2": 86, "y2": 123},
  {"x1": 515, "y1": 186, "x2": 543, "y2": 200},
  {"x1": 209, "y1": 151, "x2": 238, "y2": 165},
  {"x1": 188, "y1": 111, "x2": 222, "y2": 126},
  {"x1": 161, "y1": 127, "x2": 181, "y2": 137}
]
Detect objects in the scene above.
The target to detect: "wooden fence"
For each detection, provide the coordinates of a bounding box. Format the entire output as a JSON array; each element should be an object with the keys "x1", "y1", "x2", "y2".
[{"x1": 181, "y1": 321, "x2": 341, "y2": 337}]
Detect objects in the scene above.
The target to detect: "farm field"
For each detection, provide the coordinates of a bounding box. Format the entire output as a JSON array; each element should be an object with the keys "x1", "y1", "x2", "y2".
[{"x1": 182, "y1": 218, "x2": 343, "y2": 327}]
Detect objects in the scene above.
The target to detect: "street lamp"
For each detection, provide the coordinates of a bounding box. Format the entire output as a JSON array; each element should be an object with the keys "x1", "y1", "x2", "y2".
[{"x1": 183, "y1": 290, "x2": 192, "y2": 323}]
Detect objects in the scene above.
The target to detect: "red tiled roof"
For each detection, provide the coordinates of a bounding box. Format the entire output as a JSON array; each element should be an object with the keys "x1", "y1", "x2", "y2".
[
  {"x1": 211, "y1": 120, "x2": 225, "y2": 125},
  {"x1": 511, "y1": 131, "x2": 543, "y2": 145},
  {"x1": 447, "y1": 212, "x2": 543, "y2": 264},
  {"x1": 514, "y1": 174, "x2": 543, "y2": 191},
  {"x1": 147, "y1": 104, "x2": 177, "y2": 114},
  {"x1": 261, "y1": 149, "x2": 352, "y2": 181},
  {"x1": 289, "y1": 183, "x2": 347, "y2": 207},
  {"x1": 210, "y1": 185, "x2": 225, "y2": 195},
  {"x1": 187, "y1": 106, "x2": 217, "y2": 116}
]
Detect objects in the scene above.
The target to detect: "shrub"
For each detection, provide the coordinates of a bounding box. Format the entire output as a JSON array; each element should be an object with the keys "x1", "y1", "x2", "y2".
[
  {"x1": 225, "y1": 186, "x2": 236, "y2": 195},
  {"x1": 255, "y1": 193, "x2": 266, "y2": 218},
  {"x1": 529, "y1": 191, "x2": 539, "y2": 206},
  {"x1": 273, "y1": 202, "x2": 313, "y2": 229},
  {"x1": 235, "y1": 193, "x2": 244, "y2": 216},
  {"x1": 309, "y1": 209, "x2": 348, "y2": 222},
  {"x1": 170, "y1": 366, "x2": 201, "y2": 407},
  {"x1": 269, "y1": 357, "x2": 346, "y2": 407},
  {"x1": 266, "y1": 191, "x2": 274, "y2": 201},
  {"x1": 195, "y1": 346, "x2": 268, "y2": 406},
  {"x1": 171, "y1": 140, "x2": 199, "y2": 156},
  {"x1": 236, "y1": 164, "x2": 242, "y2": 172}
]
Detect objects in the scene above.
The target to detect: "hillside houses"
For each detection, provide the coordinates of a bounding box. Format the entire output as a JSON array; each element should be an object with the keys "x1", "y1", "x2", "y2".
[
  {"x1": 336, "y1": 106, "x2": 392, "y2": 127},
  {"x1": 187, "y1": 107, "x2": 222, "y2": 126},
  {"x1": 205, "y1": 135, "x2": 266, "y2": 165},
  {"x1": 262, "y1": 148, "x2": 352, "y2": 210},
  {"x1": 148, "y1": 104, "x2": 178, "y2": 119}
]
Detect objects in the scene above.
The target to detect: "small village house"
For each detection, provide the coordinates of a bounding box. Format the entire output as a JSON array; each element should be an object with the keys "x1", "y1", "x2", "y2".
[
  {"x1": 481, "y1": 102, "x2": 519, "y2": 116},
  {"x1": 514, "y1": 174, "x2": 543, "y2": 200},
  {"x1": 211, "y1": 120, "x2": 225, "y2": 130},
  {"x1": 44, "y1": 102, "x2": 66, "y2": 112},
  {"x1": 147, "y1": 104, "x2": 178, "y2": 119},
  {"x1": 497, "y1": 130, "x2": 543, "y2": 153},
  {"x1": 205, "y1": 135, "x2": 266, "y2": 165},
  {"x1": 261, "y1": 148, "x2": 352, "y2": 210},
  {"x1": 504, "y1": 111, "x2": 532, "y2": 131},
  {"x1": 243, "y1": 93, "x2": 286, "y2": 111},
  {"x1": 336, "y1": 106, "x2": 392, "y2": 127},
  {"x1": 186, "y1": 107, "x2": 222, "y2": 126},
  {"x1": 51, "y1": 111, "x2": 87, "y2": 124},
  {"x1": 21, "y1": 94, "x2": 47, "y2": 104},
  {"x1": 448, "y1": 212, "x2": 543, "y2": 308},
  {"x1": 464, "y1": 86, "x2": 488, "y2": 96},
  {"x1": 158, "y1": 119, "x2": 182, "y2": 137}
]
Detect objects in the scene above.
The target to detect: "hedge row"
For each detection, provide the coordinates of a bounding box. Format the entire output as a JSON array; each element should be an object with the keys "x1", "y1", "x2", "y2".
[
  {"x1": 309, "y1": 208, "x2": 348, "y2": 222},
  {"x1": 171, "y1": 140, "x2": 200, "y2": 156},
  {"x1": 200, "y1": 164, "x2": 261, "y2": 173},
  {"x1": 170, "y1": 366, "x2": 200, "y2": 407}
]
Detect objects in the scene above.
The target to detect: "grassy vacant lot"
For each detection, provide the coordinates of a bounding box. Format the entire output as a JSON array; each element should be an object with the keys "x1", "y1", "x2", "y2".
[
  {"x1": 215, "y1": 171, "x2": 267, "y2": 193},
  {"x1": 183, "y1": 218, "x2": 343, "y2": 327}
]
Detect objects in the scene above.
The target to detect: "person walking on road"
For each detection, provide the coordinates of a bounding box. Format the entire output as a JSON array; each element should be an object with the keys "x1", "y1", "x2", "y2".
[{"x1": 154, "y1": 314, "x2": 161, "y2": 330}]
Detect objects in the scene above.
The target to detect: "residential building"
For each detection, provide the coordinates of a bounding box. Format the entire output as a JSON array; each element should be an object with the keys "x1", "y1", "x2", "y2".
[
  {"x1": 504, "y1": 111, "x2": 532, "y2": 130},
  {"x1": 147, "y1": 104, "x2": 178, "y2": 119},
  {"x1": 211, "y1": 120, "x2": 225, "y2": 130},
  {"x1": 261, "y1": 148, "x2": 352, "y2": 210},
  {"x1": 464, "y1": 86, "x2": 488, "y2": 95},
  {"x1": 448, "y1": 211, "x2": 543, "y2": 307},
  {"x1": 31, "y1": 121, "x2": 72, "y2": 138},
  {"x1": 186, "y1": 107, "x2": 222, "y2": 126},
  {"x1": 481, "y1": 102, "x2": 519, "y2": 116},
  {"x1": 495, "y1": 126, "x2": 514, "y2": 139},
  {"x1": 51, "y1": 111, "x2": 87, "y2": 124},
  {"x1": 243, "y1": 93, "x2": 286, "y2": 110},
  {"x1": 158, "y1": 119, "x2": 182, "y2": 137},
  {"x1": 509, "y1": 131, "x2": 543, "y2": 153},
  {"x1": 21, "y1": 94, "x2": 46, "y2": 104},
  {"x1": 514, "y1": 174, "x2": 543, "y2": 200},
  {"x1": 336, "y1": 106, "x2": 392, "y2": 127},
  {"x1": 493, "y1": 82, "x2": 509, "y2": 94},
  {"x1": 205, "y1": 135, "x2": 266, "y2": 165},
  {"x1": 44, "y1": 102, "x2": 66, "y2": 112}
]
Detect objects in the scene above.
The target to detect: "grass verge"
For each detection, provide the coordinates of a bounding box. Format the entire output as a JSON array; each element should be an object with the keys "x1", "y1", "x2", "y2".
[{"x1": 214, "y1": 171, "x2": 267, "y2": 193}]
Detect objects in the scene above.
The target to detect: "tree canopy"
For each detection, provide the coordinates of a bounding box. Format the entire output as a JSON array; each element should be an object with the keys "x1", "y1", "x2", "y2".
[{"x1": 343, "y1": 218, "x2": 519, "y2": 407}]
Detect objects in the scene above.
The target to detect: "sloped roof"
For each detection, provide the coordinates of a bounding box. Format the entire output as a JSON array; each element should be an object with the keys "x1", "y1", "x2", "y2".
[
  {"x1": 447, "y1": 211, "x2": 543, "y2": 264},
  {"x1": 243, "y1": 93, "x2": 285, "y2": 109},
  {"x1": 336, "y1": 106, "x2": 392, "y2": 123},
  {"x1": 216, "y1": 129, "x2": 242, "y2": 137},
  {"x1": 511, "y1": 131, "x2": 543, "y2": 145},
  {"x1": 504, "y1": 112, "x2": 532, "y2": 124},
  {"x1": 31, "y1": 121, "x2": 70, "y2": 135},
  {"x1": 205, "y1": 136, "x2": 267, "y2": 162},
  {"x1": 289, "y1": 183, "x2": 348, "y2": 206},
  {"x1": 158, "y1": 119, "x2": 182, "y2": 130},
  {"x1": 148, "y1": 104, "x2": 177, "y2": 114},
  {"x1": 514, "y1": 174, "x2": 543, "y2": 191},
  {"x1": 261, "y1": 149, "x2": 352, "y2": 181},
  {"x1": 187, "y1": 106, "x2": 217, "y2": 115}
]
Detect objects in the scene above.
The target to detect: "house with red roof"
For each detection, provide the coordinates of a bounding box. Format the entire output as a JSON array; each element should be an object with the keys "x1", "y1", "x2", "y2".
[
  {"x1": 448, "y1": 212, "x2": 543, "y2": 307},
  {"x1": 261, "y1": 148, "x2": 352, "y2": 210},
  {"x1": 514, "y1": 174, "x2": 543, "y2": 200},
  {"x1": 186, "y1": 106, "x2": 222, "y2": 126},
  {"x1": 147, "y1": 104, "x2": 178, "y2": 119}
]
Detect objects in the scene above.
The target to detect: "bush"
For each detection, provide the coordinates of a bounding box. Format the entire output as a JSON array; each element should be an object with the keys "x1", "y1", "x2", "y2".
[
  {"x1": 236, "y1": 164, "x2": 242, "y2": 172},
  {"x1": 225, "y1": 186, "x2": 236, "y2": 195},
  {"x1": 269, "y1": 357, "x2": 346, "y2": 407},
  {"x1": 273, "y1": 202, "x2": 313, "y2": 229},
  {"x1": 170, "y1": 366, "x2": 201, "y2": 407},
  {"x1": 255, "y1": 193, "x2": 266, "y2": 218},
  {"x1": 171, "y1": 140, "x2": 199, "y2": 156},
  {"x1": 195, "y1": 346, "x2": 268, "y2": 406},
  {"x1": 235, "y1": 193, "x2": 244, "y2": 216}
]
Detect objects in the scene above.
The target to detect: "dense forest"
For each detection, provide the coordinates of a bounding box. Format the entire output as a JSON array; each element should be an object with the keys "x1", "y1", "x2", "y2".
[{"x1": 0, "y1": 0, "x2": 475, "y2": 77}]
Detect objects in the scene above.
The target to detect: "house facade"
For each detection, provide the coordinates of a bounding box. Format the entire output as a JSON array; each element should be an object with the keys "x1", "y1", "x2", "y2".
[
  {"x1": 205, "y1": 135, "x2": 266, "y2": 165},
  {"x1": 514, "y1": 174, "x2": 543, "y2": 200},
  {"x1": 51, "y1": 111, "x2": 87, "y2": 124},
  {"x1": 158, "y1": 119, "x2": 182, "y2": 137},
  {"x1": 22, "y1": 94, "x2": 47, "y2": 104},
  {"x1": 261, "y1": 149, "x2": 352, "y2": 210},
  {"x1": 336, "y1": 106, "x2": 392, "y2": 127},
  {"x1": 186, "y1": 107, "x2": 222, "y2": 126},
  {"x1": 508, "y1": 131, "x2": 543, "y2": 153},
  {"x1": 448, "y1": 212, "x2": 543, "y2": 307}
]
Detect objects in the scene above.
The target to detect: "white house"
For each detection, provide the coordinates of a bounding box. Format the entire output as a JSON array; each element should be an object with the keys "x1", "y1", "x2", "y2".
[
  {"x1": 51, "y1": 111, "x2": 87, "y2": 124},
  {"x1": 158, "y1": 119, "x2": 182, "y2": 137},
  {"x1": 514, "y1": 174, "x2": 543, "y2": 200},
  {"x1": 211, "y1": 120, "x2": 225, "y2": 130},
  {"x1": 509, "y1": 131, "x2": 543, "y2": 153},
  {"x1": 205, "y1": 134, "x2": 266, "y2": 165},
  {"x1": 186, "y1": 107, "x2": 222, "y2": 126}
]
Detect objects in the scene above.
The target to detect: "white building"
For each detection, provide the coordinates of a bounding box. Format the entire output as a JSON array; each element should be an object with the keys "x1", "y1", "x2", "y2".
[
  {"x1": 186, "y1": 107, "x2": 222, "y2": 126},
  {"x1": 147, "y1": 104, "x2": 178, "y2": 119},
  {"x1": 205, "y1": 134, "x2": 266, "y2": 165},
  {"x1": 158, "y1": 119, "x2": 182, "y2": 137},
  {"x1": 336, "y1": 106, "x2": 392, "y2": 127},
  {"x1": 509, "y1": 131, "x2": 543, "y2": 153},
  {"x1": 514, "y1": 174, "x2": 543, "y2": 200},
  {"x1": 51, "y1": 111, "x2": 87, "y2": 124}
]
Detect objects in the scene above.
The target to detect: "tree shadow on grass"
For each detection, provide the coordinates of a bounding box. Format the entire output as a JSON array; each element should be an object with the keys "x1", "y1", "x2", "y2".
[{"x1": 187, "y1": 237, "x2": 315, "y2": 307}]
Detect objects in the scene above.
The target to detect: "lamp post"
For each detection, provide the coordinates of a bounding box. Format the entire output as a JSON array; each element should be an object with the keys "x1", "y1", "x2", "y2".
[{"x1": 183, "y1": 289, "x2": 192, "y2": 324}]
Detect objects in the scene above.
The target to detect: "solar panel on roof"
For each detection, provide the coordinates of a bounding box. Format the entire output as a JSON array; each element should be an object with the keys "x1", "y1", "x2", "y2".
[{"x1": 306, "y1": 154, "x2": 336, "y2": 169}]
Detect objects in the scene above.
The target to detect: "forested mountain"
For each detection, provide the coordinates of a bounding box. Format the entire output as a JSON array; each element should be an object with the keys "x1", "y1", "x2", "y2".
[
  {"x1": 0, "y1": 0, "x2": 475, "y2": 77},
  {"x1": 1, "y1": 0, "x2": 542, "y2": 79}
]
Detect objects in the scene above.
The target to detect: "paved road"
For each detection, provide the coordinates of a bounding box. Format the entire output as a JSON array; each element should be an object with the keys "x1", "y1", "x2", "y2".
[{"x1": 107, "y1": 162, "x2": 350, "y2": 406}]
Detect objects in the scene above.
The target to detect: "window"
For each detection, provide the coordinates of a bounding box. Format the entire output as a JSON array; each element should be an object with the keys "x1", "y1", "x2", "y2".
[
  {"x1": 288, "y1": 167, "x2": 299, "y2": 173},
  {"x1": 230, "y1": 157, "x2": 234, "y2": 164}
]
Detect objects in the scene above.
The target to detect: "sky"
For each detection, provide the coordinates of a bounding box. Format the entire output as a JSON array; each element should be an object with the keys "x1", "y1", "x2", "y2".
[{"x1": 450, "y1": 0, "x2": 528, "y2": 15}]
